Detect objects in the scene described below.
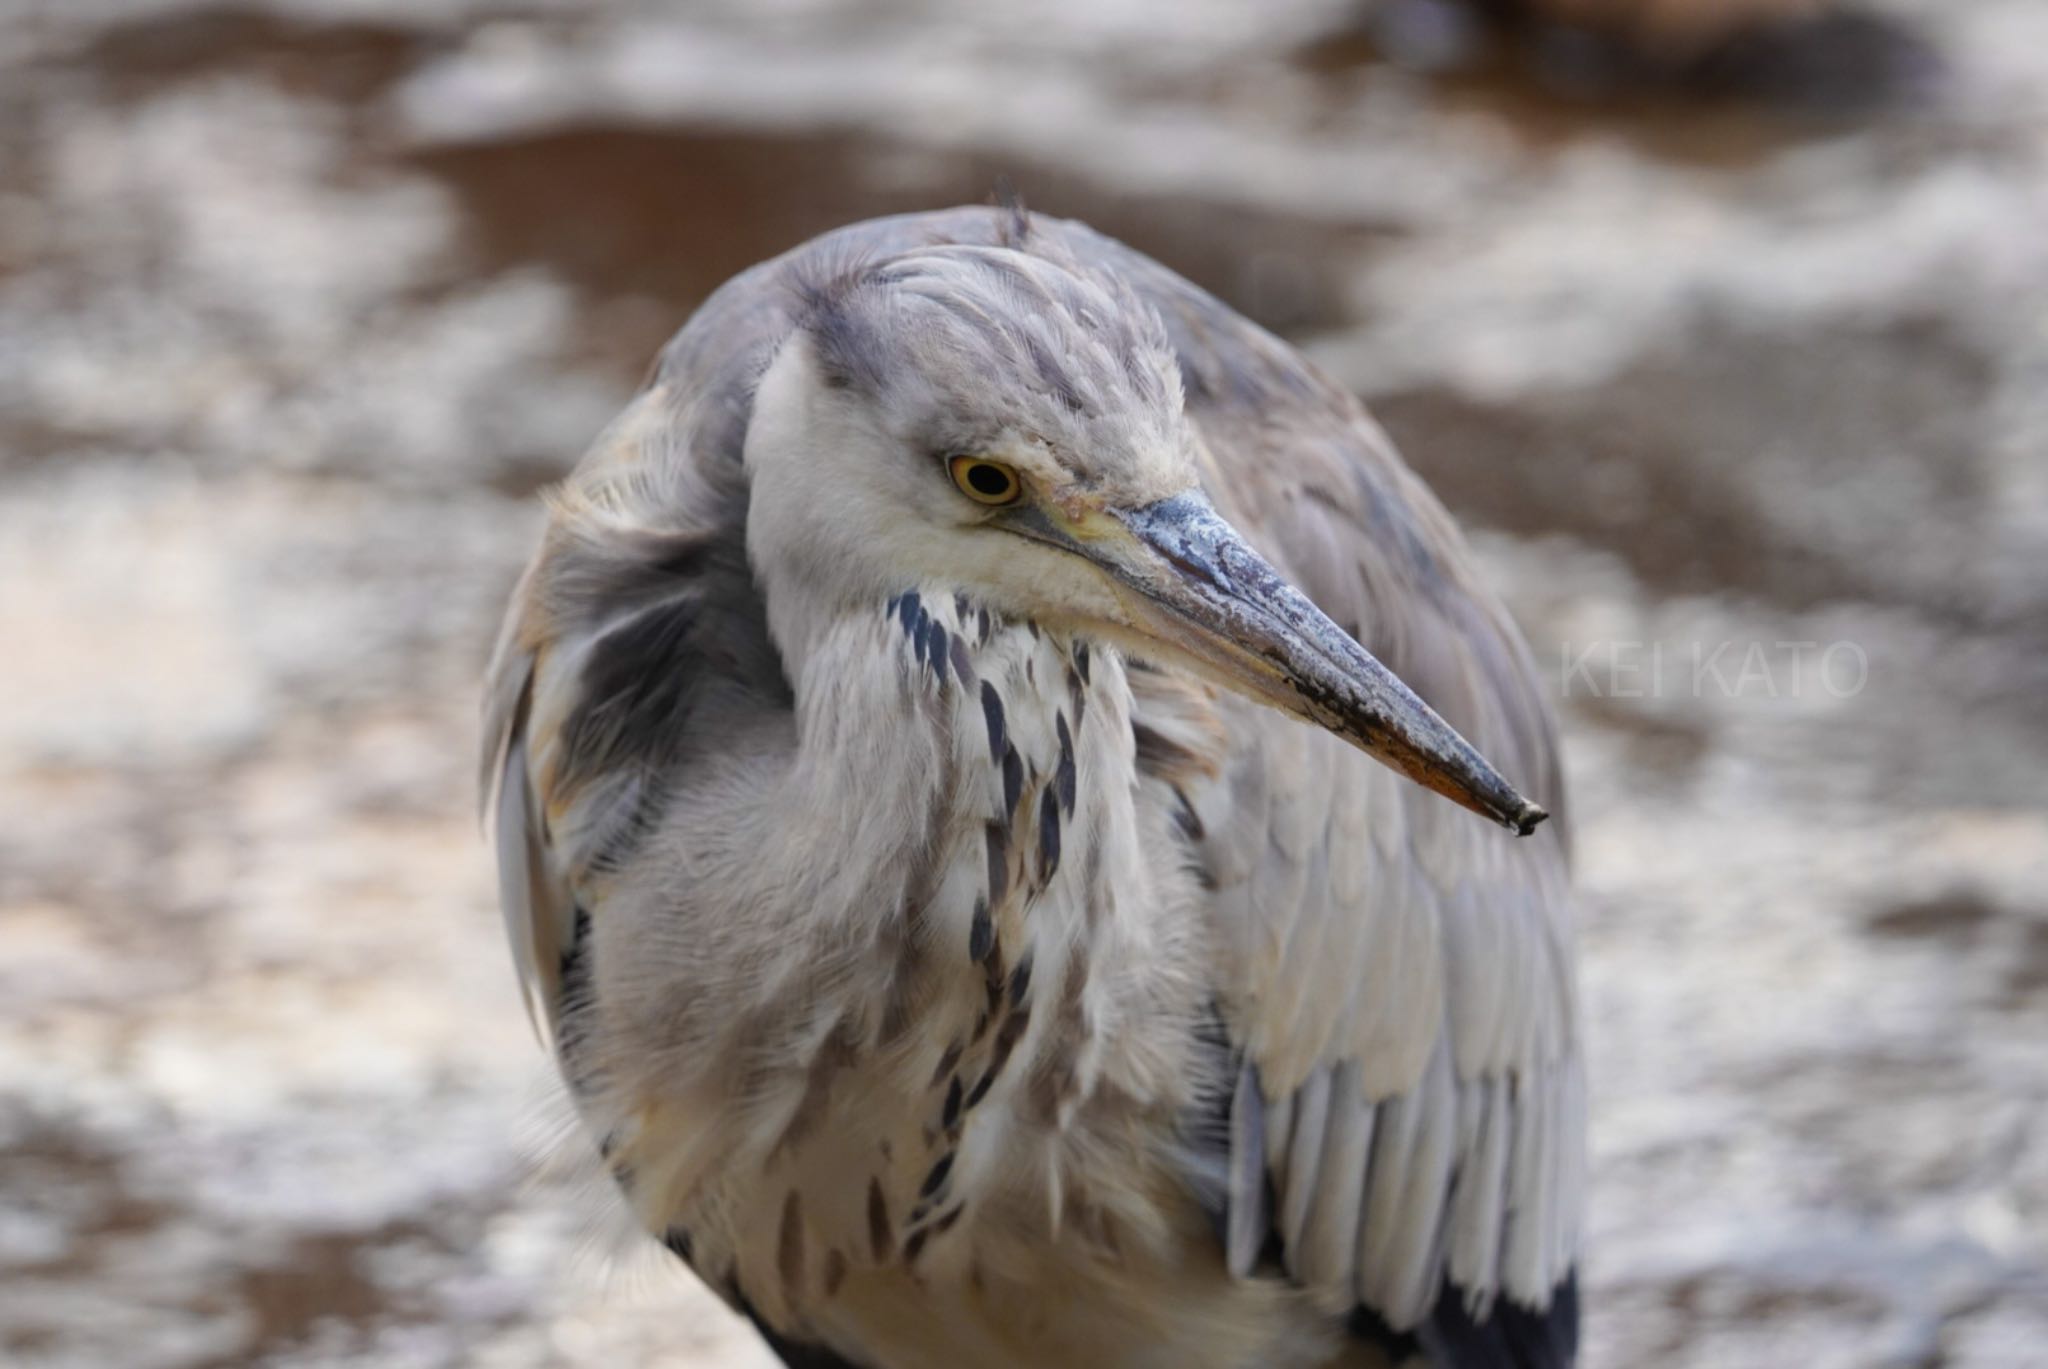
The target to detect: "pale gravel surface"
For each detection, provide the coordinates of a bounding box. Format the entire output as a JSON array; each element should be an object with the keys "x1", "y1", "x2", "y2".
[{"x1": 1, "y1": 1, "x2": 2044, "y2": 1365}]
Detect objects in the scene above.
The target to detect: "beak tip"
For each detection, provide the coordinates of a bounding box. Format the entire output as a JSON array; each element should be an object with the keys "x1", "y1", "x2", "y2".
[{"x1": 1110, "y1": 492, "x2": 1554, "y2": 842}]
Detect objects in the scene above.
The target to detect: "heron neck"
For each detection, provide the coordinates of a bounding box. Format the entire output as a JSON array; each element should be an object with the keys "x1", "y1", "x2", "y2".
[{"x1": 765, "y1": 586, "x2": 1145, "y2": 957}]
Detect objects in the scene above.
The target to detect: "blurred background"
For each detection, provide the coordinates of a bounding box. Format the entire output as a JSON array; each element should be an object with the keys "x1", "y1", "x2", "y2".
[{"x1": 2, "y1": 0, "x2": 2045, "y2": 1365}]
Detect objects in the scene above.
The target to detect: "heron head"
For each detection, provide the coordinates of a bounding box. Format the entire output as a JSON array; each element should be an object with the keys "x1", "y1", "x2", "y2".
[{"x1": 744, "y1": 244, "x2": 1543, "y2": 835}]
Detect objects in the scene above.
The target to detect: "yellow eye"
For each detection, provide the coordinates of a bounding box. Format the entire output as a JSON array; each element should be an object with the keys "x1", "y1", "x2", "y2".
[{"x1": 948, "y1": 455, "x2": 1022, "y2": 506}]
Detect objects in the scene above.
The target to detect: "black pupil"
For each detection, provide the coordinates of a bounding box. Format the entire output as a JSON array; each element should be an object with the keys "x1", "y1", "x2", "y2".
[{"x1": 965, "y1": 463, "x2": 1011, "y2": 498}]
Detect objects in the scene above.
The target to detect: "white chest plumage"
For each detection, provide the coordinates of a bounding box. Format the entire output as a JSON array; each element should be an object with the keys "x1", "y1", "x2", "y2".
[{"x1": 555, "y1": 591, "x2": 1334, "y2": 1366}]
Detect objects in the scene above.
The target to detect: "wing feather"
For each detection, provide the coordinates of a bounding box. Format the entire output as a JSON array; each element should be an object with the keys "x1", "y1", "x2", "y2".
[
  {"x1": 479, "y1": 258, "x2": 799, "y2": 1044},
  {"x1": 492, "y1": 729, "x2": 557, "y2": 1035},
  {"x1": 1276, "y1": 1063, "x2": 1330, "y2": 1266},
  {"x1": 1064, "y1": 213, "x2": 1585, "y2": 1350},
  {"x1": 1224, "y1": 1061, "x2": 1270, "y2": 1279},
  {"x1": 481, "y1": 539, "x2": 576, "y2": 1043},
  {"x1": 1296, "y1": 1059, "x2": 1372, "y2": 1293}
]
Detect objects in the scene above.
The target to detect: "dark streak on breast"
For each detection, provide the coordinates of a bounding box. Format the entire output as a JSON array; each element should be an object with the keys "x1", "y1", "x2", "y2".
[
  {"x1": 1054, "y1": 713, "x2": 1077, "y2": 816},
  {"x1": 980, "y1": 681, "x2": 1007, "y2": 763},
  {"x1": 967, "y1": 1007, "x2": 1032, "y2": 1112},
  {"x1": 903, "y1": 1226, "x2": 931, "y2": 1266},
  {"x1": 984, "y1": 822, "x2": 1010, "y2": 910},
  {"x1": 1007, "y1": 951, "x2": 1034, "y2": 1009},
  {"x1": 823, "y1": 1248, "x2": 848, "y2": 1299},
  {"x1": 982, "y1": 949, "x2": 1008, "y2": 1013},
  {"x1": 929, "y1": 1038, "x2": 964, "y2": 1088},
  {"x1": 1037, "y1": 783, "x2": 1062, "y2": 882},
  {"x1": 867, "y1": 1177, "x2": 894, "y2": 1261},
  {"x1": 942, "y1": 1074, "x2": 965, "y2": 1129},
  {"x1": 968, "y1": 896, "x2": 994, "y2": 963},
  {"x1": 778, "y1": 1189, "x2": 806, "y2": 1295},
  {"x1": 1001, "y1": 744, "x2": 1024, "y2": 820}
]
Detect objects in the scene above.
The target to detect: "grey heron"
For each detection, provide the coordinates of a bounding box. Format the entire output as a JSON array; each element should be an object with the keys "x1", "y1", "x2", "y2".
[{"x1": 483, "y1": 206, "x2": 1580, "y2": 1369}]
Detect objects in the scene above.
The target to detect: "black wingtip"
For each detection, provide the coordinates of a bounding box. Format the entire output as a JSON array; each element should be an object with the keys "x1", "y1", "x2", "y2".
[
  {"x1": 1419, "y1": 1272, "x2": 1580, "y2": 1369},
  {"x1": 727, "y1": 1286, "x2": 866, "y2": 1369}
]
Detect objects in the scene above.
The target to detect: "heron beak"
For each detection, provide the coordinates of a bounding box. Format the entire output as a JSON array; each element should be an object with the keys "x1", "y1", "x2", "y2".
[{"x1": 1069, "y1": 490, "x2": 1546, "y2": 836}]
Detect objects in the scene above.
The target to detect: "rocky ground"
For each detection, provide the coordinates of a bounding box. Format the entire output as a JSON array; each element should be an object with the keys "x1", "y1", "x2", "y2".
[{"x1": 1, "y1": 1, "x2": 2044, "y2": 1365}]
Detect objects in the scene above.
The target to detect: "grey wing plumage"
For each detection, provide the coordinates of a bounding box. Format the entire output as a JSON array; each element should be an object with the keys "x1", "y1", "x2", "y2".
[
  {"x1": 478, "y1": 248, "x2": 796, "y2": 1041},
  {"x1": 479, "y1": 208, "x2": 1029, "y2": 1037},
  {"x1": 1067, "y1": 223, "x2": 1584, "y2": 1358}
]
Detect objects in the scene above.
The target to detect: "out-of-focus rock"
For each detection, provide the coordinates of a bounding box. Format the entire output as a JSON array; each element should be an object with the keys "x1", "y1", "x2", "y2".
[{"x1": 1331, "y1": 0, "x2": 1942, "y2": 111}]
